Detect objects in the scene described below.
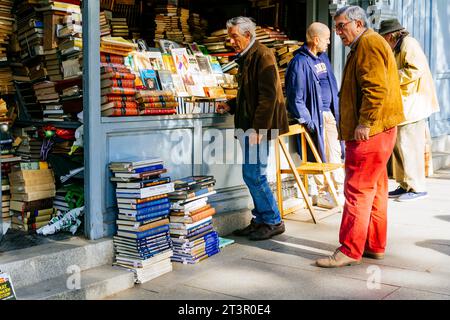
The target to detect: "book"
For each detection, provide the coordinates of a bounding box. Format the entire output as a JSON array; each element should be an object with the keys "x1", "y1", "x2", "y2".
[
  {"x1": 156, "y1": 70, "x2": 175, "y2": 92},
  {"x1": 101, "y1": 101, "x2": 138, "y2": 112},
  {"x1": 170, "y1": 207, "x2": 216, "y2": 224},
  {"x1": 140, "y1": 69, "x2": 161, "y2": 90},
  {"x1": 140, "y1": 108, "x2": 177, "y2": 115},
  {"x1": 102, "y1": 108, "x2": 139, "y2": 117},
  {"x1": 116, "y1": 182, "x2": 174, "y2": 199},
  {"x1": 101, "y1": 95, "x2": 136, "y2": 104},
  {"x1": 169, "y1": 186, "x2": 215, "y2": 200},
  {"x1": 140, "y1": 102, "x2": 178, "y2": 109},
  {"x1": 147, "y1": 51, "x2": 164, "y2": 70},
  {"x1": 101, "y1": 79, "x2": 135, "y2": 89},
  {"x1": 117, "y1": 218, "x2": 169, "y2": 232},
  {"x1": 101, "y1": 87, "x2": 136, "y2": 95},
  {"x1": 117, "y1": 224, "x2": 170, "y2": 240},
  {"x1": 119, "y1": 202, "x2": 171, "y2": 216},
  {"x1": 101, "y1": 72, "x2": 136, "y2": 80},
  {"x1": 116, "y1": 177, "x2": 171, "y2": 189}
]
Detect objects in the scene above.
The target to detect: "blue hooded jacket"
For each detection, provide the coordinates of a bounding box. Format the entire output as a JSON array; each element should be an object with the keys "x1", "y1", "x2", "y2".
[{"x1": 285, "y1": 45, "x2": 342, "y2": 162}]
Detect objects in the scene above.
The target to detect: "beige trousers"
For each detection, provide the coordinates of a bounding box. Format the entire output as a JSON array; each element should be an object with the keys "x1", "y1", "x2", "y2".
[
  {"x1": 309, "y1": 111, "x2": 345, "y2": 195},
  {"x1": 392, "y1": 119, "x2": 427, "y2": 192}
]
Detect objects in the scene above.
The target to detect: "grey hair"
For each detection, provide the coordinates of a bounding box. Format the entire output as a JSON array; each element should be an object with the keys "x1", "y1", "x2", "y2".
[
  {"x1": 335, "y1": 5, "x2": 368, "y2": 27},
  {"x1": 226, "y1": 16, "x2": 257, "y2": 38}
]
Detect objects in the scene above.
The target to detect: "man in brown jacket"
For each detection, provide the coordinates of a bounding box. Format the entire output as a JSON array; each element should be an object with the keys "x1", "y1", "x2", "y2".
[
  {"x1": 316, "y1": 6, "x2": 405, "y2": 268},
  {"x1": 217, "y1": 16, "x2": 289, "y2": 241}
]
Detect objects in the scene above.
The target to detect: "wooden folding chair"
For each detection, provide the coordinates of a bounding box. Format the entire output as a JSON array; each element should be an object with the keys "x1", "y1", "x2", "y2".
[{"x1": 275, "y1": 124, "x2": 344, "y2": 223}]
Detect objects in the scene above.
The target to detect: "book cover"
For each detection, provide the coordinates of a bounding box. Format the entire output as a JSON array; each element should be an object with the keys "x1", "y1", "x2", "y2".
[
  {"x1": 101, "y1": 72, "x2": 135, "y2": 80},
  {"x1": 140, "y1": 69, "x2": 161, "y2": 90},
  {"x1": 156, "y1": 70, "x2": 175, "y2": 93},
  {"x1": 161, "y1": 53, "x2": 177, "y2": 73},
  {"x1": 116, "y1": 177, "x2": 171, "y2": 190},
  {"x1": 117, "y1": 218, "x2": 169, "y2": 233},
  {"x1": 146, "y1": 51, "x2": 164, "y2": 70},
  {"x1": 101, "y1": 79, "x2": 135, "y2": 89},
  {"x1": 101, "y1": 101, "x2": 138, "y2": 112},
  {"x1": 140, "y1": 102, "x2": 178, "y2": 109}
]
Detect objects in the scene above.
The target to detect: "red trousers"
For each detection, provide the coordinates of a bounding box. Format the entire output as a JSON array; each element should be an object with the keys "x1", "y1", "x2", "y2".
[{"x1": 339, "y1": 127, "x2": 397, "y2": 260}]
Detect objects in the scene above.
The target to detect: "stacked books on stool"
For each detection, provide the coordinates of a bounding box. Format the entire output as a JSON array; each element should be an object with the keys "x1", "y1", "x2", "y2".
[
  {"x1": 168, "y1": 176, "x2": 220, "y2": 264},
  {"x1": 109, "y1": 158, "x2": 175, "y2": 283}
]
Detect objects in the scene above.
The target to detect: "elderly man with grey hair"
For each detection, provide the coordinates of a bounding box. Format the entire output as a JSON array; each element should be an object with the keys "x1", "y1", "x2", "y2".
[
  {"x1": 216, "y1": 16, "x2": 289, "y2": 241},
  {"x1": 316, "y1": 6, "x2": 405, "y2": 268}
]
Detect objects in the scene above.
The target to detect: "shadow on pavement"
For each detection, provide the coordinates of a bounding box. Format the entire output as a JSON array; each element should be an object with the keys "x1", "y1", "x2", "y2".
[
  {"x1": 416, "y1": 239, "x2": 450, "y2": 256},
  {"x1": 435, "y1": 215, "x2": 450, "y2": 223}
]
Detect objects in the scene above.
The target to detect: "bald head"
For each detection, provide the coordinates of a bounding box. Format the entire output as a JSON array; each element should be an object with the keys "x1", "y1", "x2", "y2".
[
  {"x1": 306, "y1": 22, "x2": 330, "y2": 44},
  {"x1": 305, "y1": 22, "x2": 331, "y2": 55}
]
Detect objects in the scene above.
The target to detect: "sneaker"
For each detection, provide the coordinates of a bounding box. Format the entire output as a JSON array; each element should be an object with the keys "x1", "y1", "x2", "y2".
[
  {"x1": 232, "y1": 219, "x2": 263, "y2": 237},
  {"x1": 397, "y1": 192, "x2": 428, "y2": 202},
  {"x1": 388, "y1": 186, "x2": 408, "y2": 198},
  {"x1": 317, "y1": 192, "x2": 342, "y2": 209},
  {"x1": 248, "y1": 221, "x2": 285, "y2": 241}
]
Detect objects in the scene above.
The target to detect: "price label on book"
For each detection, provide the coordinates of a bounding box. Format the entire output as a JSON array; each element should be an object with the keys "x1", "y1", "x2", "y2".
[{"x1": 0, "y1": 272, "x2": 17, "y2": 300}]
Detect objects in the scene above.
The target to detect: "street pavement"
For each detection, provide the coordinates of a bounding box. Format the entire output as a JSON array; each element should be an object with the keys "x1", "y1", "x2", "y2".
[{"x1": 105, "y1": 167, "x2": 450, "y2": 300}]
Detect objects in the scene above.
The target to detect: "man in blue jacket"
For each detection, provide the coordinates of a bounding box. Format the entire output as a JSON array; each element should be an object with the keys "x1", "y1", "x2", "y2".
[{"x1": 285, "y1": 22, "x2": 344, "y2": 208}]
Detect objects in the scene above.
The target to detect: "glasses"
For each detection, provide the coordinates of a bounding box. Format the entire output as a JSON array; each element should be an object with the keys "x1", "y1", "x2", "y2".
[{"x1": 333, "y1": 20, "x2": 354, "y2": 32}]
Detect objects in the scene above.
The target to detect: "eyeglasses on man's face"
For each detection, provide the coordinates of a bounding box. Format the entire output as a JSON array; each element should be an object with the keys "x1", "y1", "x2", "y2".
[{"x1": 333, "y1": 20, "x2": 354, "y2": 32}]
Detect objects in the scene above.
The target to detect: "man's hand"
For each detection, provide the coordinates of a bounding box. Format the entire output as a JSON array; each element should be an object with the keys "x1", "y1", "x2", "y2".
[
  {"x1": 249, "y1": 132, "x2": 264, "y2": 145},
  {"x1": 216, "y1": 102, "x2": 231, "y2": 114},
  {"x1": 354, "y1": 125, "x2": 370, "y2": 141}
]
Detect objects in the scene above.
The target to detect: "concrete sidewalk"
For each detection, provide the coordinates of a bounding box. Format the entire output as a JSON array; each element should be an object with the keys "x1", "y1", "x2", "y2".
[{"x1": 105, "y1": 168, "x2": 450, "y2": 300}]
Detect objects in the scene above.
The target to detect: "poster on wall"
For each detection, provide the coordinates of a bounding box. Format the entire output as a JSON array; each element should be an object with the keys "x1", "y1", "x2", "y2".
[{"x1": 0, "y1": 272, "x2": 17, "y2": 300}]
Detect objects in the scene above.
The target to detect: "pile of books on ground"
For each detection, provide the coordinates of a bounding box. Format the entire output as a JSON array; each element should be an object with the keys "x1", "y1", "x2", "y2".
[
  {"x1": 136, "y1": 90, "x2": 178, "y2": 116},
  {"x1": 8, "y1": 163, "x2": 56, "y2": 233},
  {"x1": 273, "y1": 41, "x2": 301, "y2": 90},
  {"x1": 100, "y1": 49, "x2": 138, "y2": 117},
  {"x1": 168, "y1": 176, "x2": 220, "y2": 264},
  {"x1": 110, "y1": 158, "x2": 175, "y2": 283},
  {"x1": 1, "y1": 151, "x2": 20, "y2": 231}
]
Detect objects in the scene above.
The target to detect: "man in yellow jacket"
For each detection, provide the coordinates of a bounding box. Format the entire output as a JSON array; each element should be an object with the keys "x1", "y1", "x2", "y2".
[
  {"x1": 379, "y1": 19, "x2": 440, "y2": 202},
  {"x1": 316, "y1": 6, "x2": 405, "y2": 268}
]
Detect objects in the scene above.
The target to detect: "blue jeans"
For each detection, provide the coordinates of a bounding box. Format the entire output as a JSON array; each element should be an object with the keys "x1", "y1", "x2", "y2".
[{"x1": 239, "y1": 136, "x2": 282, "y2": 226}]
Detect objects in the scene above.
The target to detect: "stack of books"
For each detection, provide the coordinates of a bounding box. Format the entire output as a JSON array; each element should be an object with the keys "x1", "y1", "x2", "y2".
[
  {"x1": 188, "y1": 13, "x2": 208, "y2": 43},
  {"x1": 109, "y1": 158, "x2": 175, "y2": 283},
  {"x1": 8, "y1": 164, "x2": 56, "y2": 233},
  {"x1": 100, "y1": 56, "x2": 138, "y2": 117},
  {"x1": 111, "y1": 17, "x2": 129, "y2": 38},
  {"x1": 272, "y1": 41, "x2": 301, "y2": 90},
  {"x1": 14, "y1": 2, "x2": 45, "y2": 60},
  {"x1": 203, "y1": 29, "x2": 231, "y2": 54},
  {"x1": 168, "y1": 176, "x2": 220, "y2": 264},
  {"x1": 32, "y1": 81, "x2": 65, "y2": 122},
  {"x1": 1, "y1": 157, "x2": 21, "y2": 229},
  {"x1": 14, "y1": 136, "x2": 42, "y2": 162},
  {"x1": 58, "y1": 11, "x2": 83, "y2": 80},
  {"x1": 136, "y1": 90, "x2": 178, "y2": 116},
  {"x1": 100, "y1": 11, "x2": 111, "y2": 37},
  {"x1": 100, "y1": 36, "x2": 137, "y2": 57},
  {"x1": 0, "y1": 0, "x2": 13, "y2": 62},
  {"x1": 255, "y1": 26, "x2": 289, "y2": 46},
  {"x1": 0, "y1": 67, "x2": 14, "y2": 94}
]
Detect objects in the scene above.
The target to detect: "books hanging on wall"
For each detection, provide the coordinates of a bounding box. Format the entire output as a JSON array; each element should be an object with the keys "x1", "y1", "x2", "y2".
[{"x1": 110, "y1": 158, "x2": 174, "y2": 283}]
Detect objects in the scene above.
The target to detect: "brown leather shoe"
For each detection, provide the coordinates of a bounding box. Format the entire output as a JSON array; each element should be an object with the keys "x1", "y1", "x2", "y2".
[
  {"x1": 232, "y1": 219, "x2": 263, "y2": 237},
  {"x1": 363, "y1": 251, "x2": 385, "y2": 260},
  {"x1": 316, "y1": 249, "x2": 362, "y2": 268}
]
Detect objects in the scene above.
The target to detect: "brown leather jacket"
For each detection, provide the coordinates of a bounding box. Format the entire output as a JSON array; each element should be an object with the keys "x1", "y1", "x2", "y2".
[
  {"x1": 339, "y1": 29, "x2": 405, "y2": 141},
  {"x1": 229, "y1": 41, "x2": 289, "y2": 139}
]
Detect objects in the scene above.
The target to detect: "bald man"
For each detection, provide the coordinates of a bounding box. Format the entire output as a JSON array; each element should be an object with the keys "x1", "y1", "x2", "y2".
[{"x1": 285, "y1": 22, "x2": 345, "y2": 208}]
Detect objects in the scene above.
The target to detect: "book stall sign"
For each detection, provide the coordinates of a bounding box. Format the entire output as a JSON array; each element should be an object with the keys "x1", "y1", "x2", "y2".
[{"x1": 0, "y1": 273, "x2": 17, "y2": 300}]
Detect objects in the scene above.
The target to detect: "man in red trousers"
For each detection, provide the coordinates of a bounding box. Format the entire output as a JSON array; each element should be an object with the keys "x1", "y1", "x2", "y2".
[{"x1": 316, "y1": 6, "x2": 405, "y2": 268}]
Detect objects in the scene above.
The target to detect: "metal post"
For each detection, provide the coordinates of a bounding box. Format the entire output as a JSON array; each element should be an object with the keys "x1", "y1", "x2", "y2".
[{"x1": 82, "y1": 0, "x2": 103, "y2": 240}]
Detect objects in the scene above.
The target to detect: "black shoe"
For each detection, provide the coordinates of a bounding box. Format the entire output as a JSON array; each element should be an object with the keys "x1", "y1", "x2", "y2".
[
  {"x1": 388, "y1": 186, "x2": 408, "y2": 198},
  {"x1": 232, "y1": 219, "x2": 263, "y2": 237},
  {"x1": 248, "y1": 221, "x2": 285, "y2": 241}
]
